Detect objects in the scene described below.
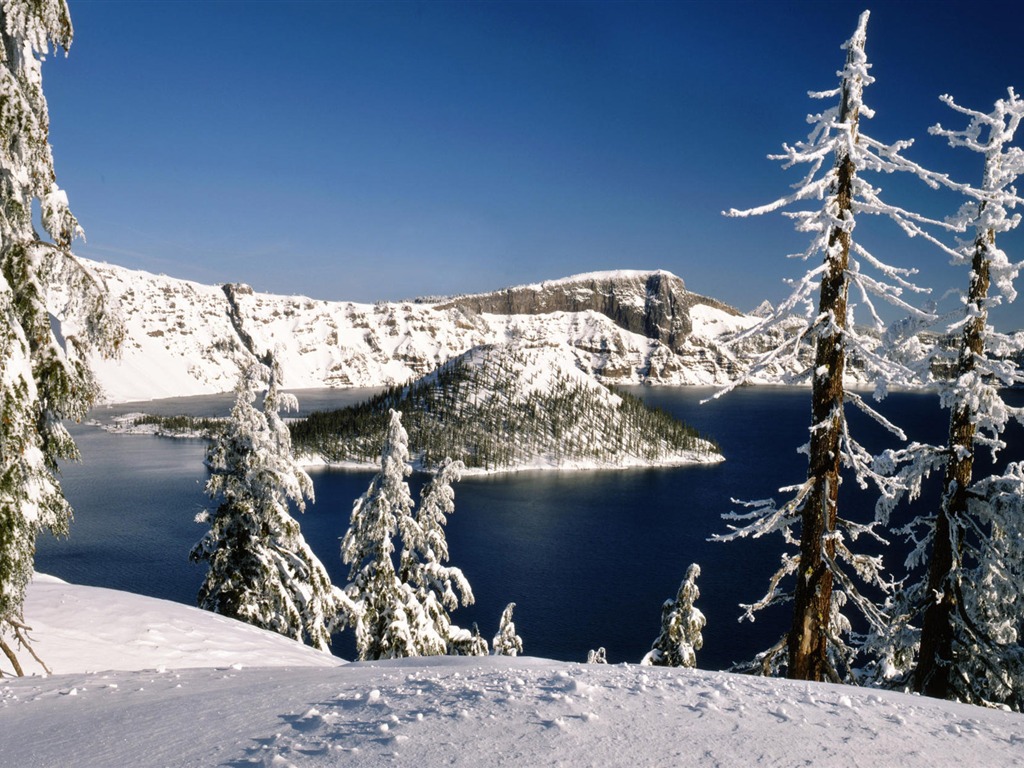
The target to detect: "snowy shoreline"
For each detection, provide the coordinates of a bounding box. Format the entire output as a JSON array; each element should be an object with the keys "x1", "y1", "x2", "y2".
[
  {"x1": 298, "y1": 449, "x2": 725, "y2": 477},
  {"x1": 90, "y1": 420, "x2": 723, "y2": 475}
]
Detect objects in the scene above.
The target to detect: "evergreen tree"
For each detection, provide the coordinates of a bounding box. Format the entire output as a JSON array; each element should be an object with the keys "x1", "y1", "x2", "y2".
[
  {"x1": 641, "y1": 563, "x2": 705, "y2": 668},
  {"x1": 492, "y1": 602, "x2": 523, "y2": 657},
  {"x1": 449, "y1": 622, "x2": 489, "y2": 657},
  {"x1": 190, "y1": 358, "x2": 348, "y2": 651},
  {"x1": 341, "y1": 409, "x2": 424, "y2": 660},
  {"x1": 341, "y1": 411, "x2": 483, "y2": 660},
  {"x1": 399, "y1": 457, "x2": 484, "y2": 655},
  {"x1": 915, "y1": 90, "x2": 1024, "y2": 705},
  {"x1": 871, "y1": 90, "x2": 1024, "y2": 707},
  {"x1": 0, "y1": 0, "x2": 121, "y2": 675},
  {"x1": 719, "y1": 11, "x2": 962, "y2": 682}
]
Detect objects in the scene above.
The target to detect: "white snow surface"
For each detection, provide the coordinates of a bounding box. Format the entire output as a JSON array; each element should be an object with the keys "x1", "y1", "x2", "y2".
[
  {"x1": 2, "y1": 576, "x2": 1022, "y2": 767},
  {"x1": 688, "y1": 302, "x2": 760, "y2": 339},
  {"x1": 15, "y1": 574, "x2": 342, "y2": 674}
]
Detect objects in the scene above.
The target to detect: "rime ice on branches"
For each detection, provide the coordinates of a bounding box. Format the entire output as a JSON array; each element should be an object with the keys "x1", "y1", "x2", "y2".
[
  {"x1": 875, "y1": 90, "x2": 1024, "y2": 708},
  {"x1": 717, "y1": 10, "x2": 966, "y2": 683}
]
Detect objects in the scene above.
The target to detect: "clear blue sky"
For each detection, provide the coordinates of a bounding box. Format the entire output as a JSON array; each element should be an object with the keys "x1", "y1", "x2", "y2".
[{"x1": 41, "y1": 1, "x2": 1024, "y2": 329}]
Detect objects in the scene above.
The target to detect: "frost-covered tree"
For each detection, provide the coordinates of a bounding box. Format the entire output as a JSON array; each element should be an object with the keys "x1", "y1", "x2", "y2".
[
  {"x1": 872, "y1": 90, "x2": 1024, "y2": 707},
  {"x1": 190, "y1": 358, "x2": 349, "y2": 651},
  {"x1": 642, "y1": 563, "x2": 705, "y2": 668},
  {"x1": 342, "y1": 410, "x2": 481, "y2": 660},
  {"x1": 915, "y1": 90, "x2": 1024, "y2": 705},
  {"x1": 450, "y1": 622, "x2": 489, "y2": 657},
  {"x1": 718, "y1": 11, "x2": 962, "y2": 682},
  {"x1": 492, "y1": 602, "x2": 523, "y2": 657},
  {"x1": 398, "y1": 457, "x2": 485, "y2": 656},
  {"x1": 0, "y1": 0, "x2": 121, "y2": 675},
  {"x1": 341, "y1": 408, "x2": 420, "y2": 660}
]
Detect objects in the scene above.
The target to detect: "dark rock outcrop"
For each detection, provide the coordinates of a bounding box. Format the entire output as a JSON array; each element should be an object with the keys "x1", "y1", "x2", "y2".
[{"x1": 437, "y1": 271, "x2": 741, "y2": 353}]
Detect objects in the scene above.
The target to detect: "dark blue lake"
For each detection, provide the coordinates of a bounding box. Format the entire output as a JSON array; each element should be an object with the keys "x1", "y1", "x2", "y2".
[{"x1": 37, "y1": 386, "x2": 1024, "y2": 670}]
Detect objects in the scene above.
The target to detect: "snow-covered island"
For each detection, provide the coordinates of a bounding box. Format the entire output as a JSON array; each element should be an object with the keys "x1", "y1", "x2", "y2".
[
  {"x1": 291, "y1": 341, "x2": 722, "y2": 473},
  {"x1": 2, "y1": 575, "x2": 1021, "y2": 767},
  {"x1": 96, "y1": 337, "x2": 722, "y2": 474}
]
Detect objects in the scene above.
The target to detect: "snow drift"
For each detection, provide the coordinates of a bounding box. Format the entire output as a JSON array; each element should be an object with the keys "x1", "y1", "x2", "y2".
[{"x1": 1, "y1": 576, "x2": 1022, "y2": 767}]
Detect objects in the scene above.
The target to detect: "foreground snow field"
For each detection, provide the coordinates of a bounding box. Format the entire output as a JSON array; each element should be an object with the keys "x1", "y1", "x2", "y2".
[{"x1": 1, "y1": 577, "x2": 1022, "y2": 767}]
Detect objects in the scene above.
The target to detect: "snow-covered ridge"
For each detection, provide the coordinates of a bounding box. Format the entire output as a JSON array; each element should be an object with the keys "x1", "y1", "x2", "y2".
[
  {"x1": 80, "y1": 259, "x2": 761, "y2": 403},
  {"x1": 496, "y1": 268, "x2": 683, "y2": 292},
  {"x1": 16, "y1": 574, "x2": 341, "y2": 675}
]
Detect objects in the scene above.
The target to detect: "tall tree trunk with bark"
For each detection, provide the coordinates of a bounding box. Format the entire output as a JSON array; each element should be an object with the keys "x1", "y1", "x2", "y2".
[
  {"x1": 786, "y1": 37, "x2": 862, "y2": 683},
  {"x1": 914, "y1": 223, "x2": 992, "y2": 697}
]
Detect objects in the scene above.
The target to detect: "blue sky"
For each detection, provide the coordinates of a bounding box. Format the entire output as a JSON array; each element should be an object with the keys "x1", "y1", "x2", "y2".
[{"x1": 41, "y1": 1, "x2": 1024, "y2": 329}]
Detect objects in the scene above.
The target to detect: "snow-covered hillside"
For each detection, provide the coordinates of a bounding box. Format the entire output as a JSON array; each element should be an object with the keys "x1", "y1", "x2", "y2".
[
  {"x1": 79, "y1": 261, "x2": 759, "y2": 403},
  {"x1": 2, "y1": 576, "x2": 1022, "y2": 767}
]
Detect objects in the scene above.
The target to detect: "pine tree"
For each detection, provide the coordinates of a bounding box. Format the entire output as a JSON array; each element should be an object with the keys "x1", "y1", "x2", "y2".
[
  {"x1": 341, "y1": 409, "x2": 423, "y2": 660},
  {"x1": 872, "y1": 90, "x2": 1024, "y2": 707},
  {"x1": 492, "y1": 602, "x2": 523, "y2": 657},
  {"x1": 190, "y1": 358, "x2": 348, "y2": 651},
  {"x1": 399, "y1": 457, "x2": 485, "y2": 655},
  {"x1": 917, "y1": 90, "x2": 1024, "y2": 705},
  {"x1": 641, "y1": 563, "x2": 705, "y2": 668},
  {"x1": 719, "y1": 11, "x2": 962, "y2": 682},
  {"x1": 341, "y1": 411, "x2": 484, "y2": 660},
  {"x1": 0, "y1": 0, "x2": 121, "y2": 675},
  {"x1": 450, "y1": 622, "x2": 489, "y2": 657}
]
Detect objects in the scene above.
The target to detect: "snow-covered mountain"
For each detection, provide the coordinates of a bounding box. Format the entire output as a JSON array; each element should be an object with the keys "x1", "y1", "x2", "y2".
[{"x1": 80, "y1": 261, "x2": 760, "y2": 403}]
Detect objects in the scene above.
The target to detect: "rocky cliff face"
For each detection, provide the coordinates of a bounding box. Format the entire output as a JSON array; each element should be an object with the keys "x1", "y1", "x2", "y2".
[
  {"x1": 437, "y1": 270, "x2": 742, "y2": 354},
  {"x1": 79, "y1": 262, "x2": 760, "y2": 403}
]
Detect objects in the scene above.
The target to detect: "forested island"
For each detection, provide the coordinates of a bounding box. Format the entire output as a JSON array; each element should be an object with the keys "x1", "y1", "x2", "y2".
[{"x1": 289, "y1": 342, "x2": 720, "y2": 472}]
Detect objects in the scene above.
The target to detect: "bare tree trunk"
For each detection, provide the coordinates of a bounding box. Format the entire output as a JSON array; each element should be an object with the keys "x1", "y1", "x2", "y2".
[
  {"x1": 786, "y1": 34, "x2": 863, "y2": 681},
  {"x1": 787, "y1": 155, "x2": 853, "y2": 681},
  {"x1": 915, "y1": 225, "x2": 992, "y2": 698},
  {"x1": 0, "y1": 634, "x2": 26, "y2": 677}
]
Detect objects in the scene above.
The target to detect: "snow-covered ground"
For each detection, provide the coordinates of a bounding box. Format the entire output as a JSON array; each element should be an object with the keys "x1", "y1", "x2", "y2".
[{"x1": 2, "y1": 576, "x2": 1022, "y2": 767}]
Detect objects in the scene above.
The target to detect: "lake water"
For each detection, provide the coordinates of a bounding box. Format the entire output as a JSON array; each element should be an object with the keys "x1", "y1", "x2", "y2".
[{"x1": 37, "y1": 386, "x2": 1024, "y2": 670}]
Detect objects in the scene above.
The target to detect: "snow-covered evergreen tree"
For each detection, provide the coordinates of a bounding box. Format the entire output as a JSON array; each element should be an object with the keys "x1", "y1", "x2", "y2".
[
  {"x1": 190, "y1": 358, "x2": 348, "y2": 652},
  {"x1": 341, "y1": 409, "x2": 427, "y2": 660},
  {"x1": 492, "y1": 602, "x2": 523, "y2": 657},
  {"x1": 642, "y1": 563, "x2": 705, "y2": 668},
  {"x1": 870, "y1": 90, "x2": 1024, "y2": 708},
  {"x1": 399, "y1": 457, "x2": 484, "y2": 655},
  {"x1": 0, "y1": 0, "x2": 121, "y2": 675},
  {"x1": 341, "y1": 412, "x2": 483, "y2": 660},
  {"x1": 718, "y1": 10, "x2": 963, "y2": 682},
  {"x1": 450, "y1": 622, "x2": 489, "y2": 657}
]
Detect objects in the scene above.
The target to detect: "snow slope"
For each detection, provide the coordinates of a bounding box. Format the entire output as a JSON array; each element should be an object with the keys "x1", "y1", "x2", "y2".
[
  {"x1": 2, "y1": 576, "x2": 1022, "y2": 767},
  {"x1": 16, "y1": 575, "x2": 342, "y2": 675}
]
